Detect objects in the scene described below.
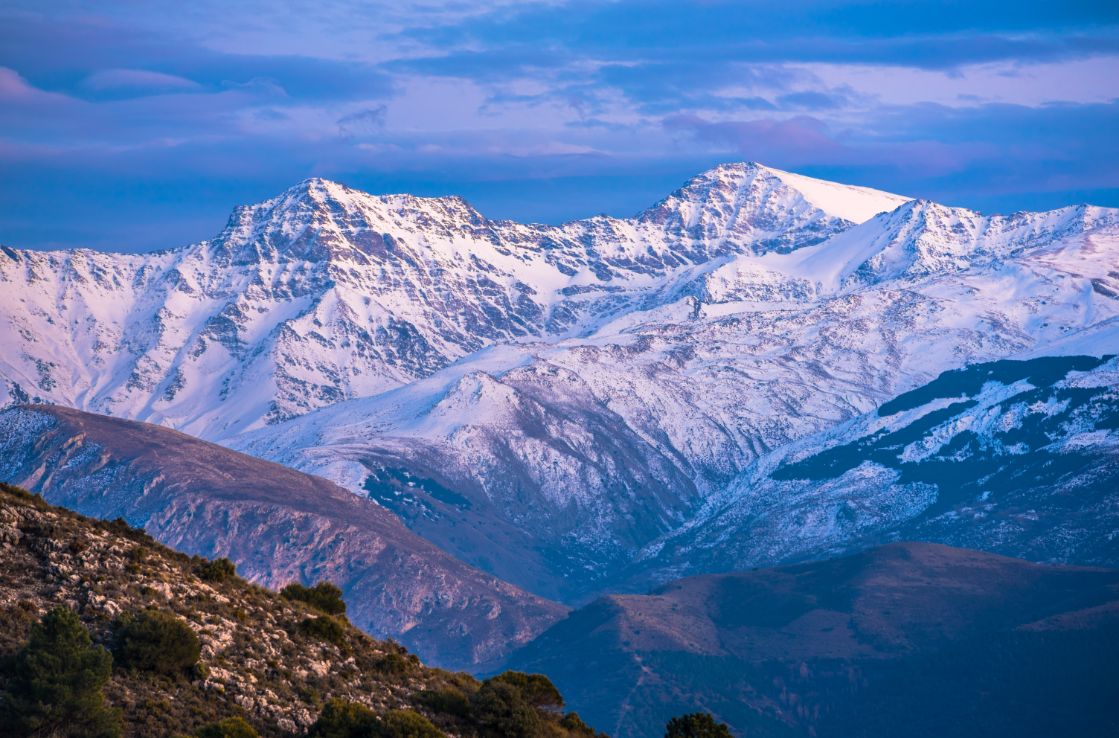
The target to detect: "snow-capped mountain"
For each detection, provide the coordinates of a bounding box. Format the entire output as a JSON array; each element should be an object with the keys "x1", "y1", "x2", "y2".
[
  {"x1": 2, "y1": 163, "x2": 1117, "y2": 600},
  {"x1": 0, "y1": 163, "x2": 901, "y2": 440}
]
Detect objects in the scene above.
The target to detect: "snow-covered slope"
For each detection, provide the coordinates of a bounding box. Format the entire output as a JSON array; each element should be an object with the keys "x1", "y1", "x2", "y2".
[
  {"x1": 0, "y1": 163, "x2": 899, "y2": 440},
  {"x1": 3, "y1": 163, "x2": 1117, "y2": 600},
  {"x1": 230, "y1": 195, "x2": 1119, "y2": 599},
  {"x1": 630, "y1": 353, "x2": 1119, "y2": 588}
]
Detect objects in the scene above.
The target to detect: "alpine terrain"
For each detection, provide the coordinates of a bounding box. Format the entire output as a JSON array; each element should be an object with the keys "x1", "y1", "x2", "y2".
[{"x1": 1, "y1": 162, "x2": 1117, "y2": 602}]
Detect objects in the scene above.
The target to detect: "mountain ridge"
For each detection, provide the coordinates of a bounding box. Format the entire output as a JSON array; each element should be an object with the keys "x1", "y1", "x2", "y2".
[
  {"x1": 0, "y1": 403, "x2": 566, "y2": 670},
  {"x1": 2, "y1": 163, "x2": 1117, "y2": 602}
]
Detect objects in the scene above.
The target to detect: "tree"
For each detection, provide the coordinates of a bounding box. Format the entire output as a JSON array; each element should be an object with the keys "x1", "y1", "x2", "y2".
[
  {"x1": 0, "y1": 607, "x2": 122, "y2": 738},
  {"x1": 664, "y1": 712, "x2": 733, "y2": 738},
  {"x1": 470, "y1": 680, "x2": 543, "y2": 737},
  {"x1": 113, "y1": 609, "x2": 201, "y2": 676},
  {"x1": 196, "y1": 716, "x2": 259, "y2": 738}
]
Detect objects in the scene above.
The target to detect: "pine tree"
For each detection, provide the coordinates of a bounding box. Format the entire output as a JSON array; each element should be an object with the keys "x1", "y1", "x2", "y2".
[{"x1": 1, "y1": 607, "x2": 122, "y2": 738}]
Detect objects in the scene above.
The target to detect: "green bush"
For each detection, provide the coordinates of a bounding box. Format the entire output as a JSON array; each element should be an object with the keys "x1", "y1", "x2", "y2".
[
  {"x1": 559, "y1": 712, "x2": 604, "y2": 736},
  {"x1": 281, "y1": 581, "x2": 347, "y2": 615},
  {"x1": 113, "y1": 610, "x2": 201, "y2": 676},
  {"x1": 490, "y1": 671, "x2": 564, "y2": 711},
  {"x1": 373, "y1": 651, "x2": 412, "y2": 675},
  {"x1": 196, "y1": 716, "x2": 258, "y2": 738},
  {"x1": 379, "y1": 709, "x2": 444, "y2": 737},
  {"x1": 0, "y1": 607, "x2": 122, "y2": 738},
  {"x1": 470, "y1": 680, "x2": 542, "y2": 738},
  {"x1": 664, "y1": 712, "x2": 733, "y2": 738},
  {"x1": 299, "y1": 615, "x2": 347, "y2": 646},
  {"x1": 309, "y1": 699, "x2": 378, "y2": 738},
  {"x1": 196, "y1": 558, "x2": 237, "y2": 583},
  {"x1": 411, "y1": 687, "x2": 471, "y2": 719}
]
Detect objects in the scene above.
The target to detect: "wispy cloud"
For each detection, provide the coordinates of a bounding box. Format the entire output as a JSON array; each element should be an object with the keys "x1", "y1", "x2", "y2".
[{"x1": 0, "y1": 1, "x2": 1116, "y2": 251}]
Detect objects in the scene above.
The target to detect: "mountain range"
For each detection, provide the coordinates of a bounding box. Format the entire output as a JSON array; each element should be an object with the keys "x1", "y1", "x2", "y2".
[{"x1": 2, "y1": 163, "x2": 1118, "y2": 734}]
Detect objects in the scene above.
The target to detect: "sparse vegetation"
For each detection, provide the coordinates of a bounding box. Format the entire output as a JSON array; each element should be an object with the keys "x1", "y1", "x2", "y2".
[
  {"x1": 0, "y1": 483, "x2": 605, "y2": 738},
  {"x1": 195, "y1": 558, "x2": 237, "y2": 583},
  {"x1": 281, "y1": 582, "x2": 347, "y2": 616}
]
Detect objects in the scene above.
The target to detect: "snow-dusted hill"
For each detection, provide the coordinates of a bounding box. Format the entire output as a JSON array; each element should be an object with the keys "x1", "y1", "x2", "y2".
[{"x1": 2, "y1": 163, "x2": 1117, "y2": 600}]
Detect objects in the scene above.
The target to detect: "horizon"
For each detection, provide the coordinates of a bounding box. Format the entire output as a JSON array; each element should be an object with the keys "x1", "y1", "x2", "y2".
[
  {"x1": 1, "y1": 160, "x2": 1112, "y2": 255},
  {"x1": 2, "y1": 2, "x2": 1117, "y2": 253}
]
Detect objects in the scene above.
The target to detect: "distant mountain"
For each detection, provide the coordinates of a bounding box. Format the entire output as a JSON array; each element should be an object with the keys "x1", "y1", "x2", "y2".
[
  {"x1": 0, "y1": 404, "x2": 565, "y2": 670},
  {"x1": 505, "y1": 542, "x2": 1119, "y2": 738},
  {"x1": 230, "y1": 189, "x2": 1119, "y2": 599},
  {"x1": 0, "y1": 163, "x2": 902, "y2": 438},
  {"x1": 2, "y1": 164, "x2": 1117, "y2": 602},
  {"x1": 0, "y1": 483, "x2": 601, "y2": 738},
  {"x1": 626, "y1": 352, "x2": 1119, "y2": 587}
]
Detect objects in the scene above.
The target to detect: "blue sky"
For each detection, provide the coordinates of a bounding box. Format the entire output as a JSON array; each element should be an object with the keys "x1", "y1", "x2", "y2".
[{"x1": 2, "y1": 1, "x2": 1117, "y2": 251}]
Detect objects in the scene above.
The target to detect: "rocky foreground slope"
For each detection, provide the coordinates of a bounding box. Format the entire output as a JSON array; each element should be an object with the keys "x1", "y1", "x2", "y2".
[
  {"x1": 0, "y1": 405, "x2": 565, "y2": 671},
  {"x1": 506, "y1": 542, "x2": 1119, "y2": 738},
  {"x1": 0, "y1": 483, "x2": 601, "y2": 738}
]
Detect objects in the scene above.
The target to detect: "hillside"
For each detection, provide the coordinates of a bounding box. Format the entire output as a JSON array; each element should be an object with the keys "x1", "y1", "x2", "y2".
[
  {"x1": 0, "y1": 405, "x2": 565, "y2": 671},
  {"x1": 505, "y1": 542, "x2": 1119, "y2": 738},
  {"x1": 0, "y1": 482, "x2": 601, "y2": 738}
]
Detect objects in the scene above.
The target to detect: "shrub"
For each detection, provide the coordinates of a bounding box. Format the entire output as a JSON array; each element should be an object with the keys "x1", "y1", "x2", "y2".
[
  {"x1": 379, "y1": 709, "x2": 444, "y2": 737},
  {"x1": 372, "y1": 652, "x2": 411, "y2": 675},
  {"x1": 113, "y1": 610, "x2": 201, "y2": 676},
  {"x1": 490, "y1": 671, "x2": 564, "y2": 712},
  {"x1": 309, "y1": 699, "x2": 378, "y2": 738},
  {"x1": 470, "y1": 680, "x2": 542, "y2": 738},
  {"x1": 664, "y1": 712, "x2": 733, "y2": 738},
  {"x1": 0, "y1": 607, "x2": 122, "y2": 738},
  {"x1": 197, "y1": 558, "x2": 237, "y2": 583},
  {"x1": 196, "y1": 717, "x2": 258, "y2": 738},
  {"x1": 281, "y1": 581, "x2": 347, "y2": 615},
  {"x1": 299, "y1": 615, "x2": 347, "y2": 646},
  {"x1": 559, "y1": 712, "x2": 604, "y2": 736},
  {"x1": 412, "y1": 687, "x2": 471, "y2": 719}
]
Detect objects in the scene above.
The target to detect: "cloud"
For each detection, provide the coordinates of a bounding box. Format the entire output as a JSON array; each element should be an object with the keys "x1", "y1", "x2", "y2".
[
  {"x1": 82, "y1": 68, "x2": 201, "y2": 95},
  {"x1": 337, "y1": 106, "x2": 387, "y2": 140},
  {"x1": 0, "y1": 2, "x2": 1116, "y2": 250}
]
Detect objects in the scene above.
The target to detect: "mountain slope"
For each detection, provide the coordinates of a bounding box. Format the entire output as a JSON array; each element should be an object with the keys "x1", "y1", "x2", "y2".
[
  {"x1": 0, "y1": 483, "x2": 600, "y2": 738},
  {"x1": 0, "y1": 163, "x2": 897, "y2": 439},
  {"x1": 0, "y1": 404, "x2": 565, "y2": 670},
  {"x1": 231, "y1": 202, "x2": 1119, "y2": 599},
  {"x1": 505, "y1": 543, "x2": 1119, "y2": 738},
  {"x1": 630, "y1": 352, "x2": 1119, "y2": 587}
]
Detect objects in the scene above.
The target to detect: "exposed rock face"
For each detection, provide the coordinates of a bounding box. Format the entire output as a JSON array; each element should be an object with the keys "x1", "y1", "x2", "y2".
[
  {"x1": 506, "y1": 542, "x2": 1119, "y2": 738},
  {"x1": 0, "y1": 404, "x2": 565, "y2": 670}
]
